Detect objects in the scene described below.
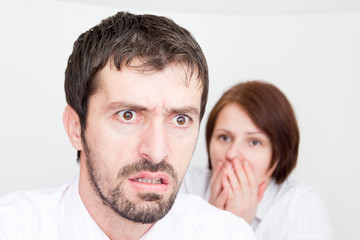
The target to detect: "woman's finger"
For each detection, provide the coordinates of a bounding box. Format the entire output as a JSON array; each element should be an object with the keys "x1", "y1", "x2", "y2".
[
  {"x1": 210, "y1": 161, "x2": 224, "y2": 196},
  {"x1": 242, "y1": 161, "x2": 258, "y2": 201},
  {"x1": 216, "y1": 176, "x2": 231, "y2": 209},
  {"x1": 225, "y1": 162, "x2": 241, "y2": 193},
  {"x1": 232, "y1": 159, "x2": 250, "y2": 197},
  {"x1": 210, "y1": 170, "x2": 229, "y2": 209}
]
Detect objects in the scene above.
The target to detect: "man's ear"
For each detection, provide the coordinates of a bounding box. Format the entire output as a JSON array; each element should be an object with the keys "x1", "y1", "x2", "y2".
[{"x1": 63, "y1": 105, "x2": 83, "y2": 151}]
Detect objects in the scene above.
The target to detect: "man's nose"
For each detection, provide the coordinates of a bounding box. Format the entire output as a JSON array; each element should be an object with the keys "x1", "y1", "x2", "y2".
[{"x1": 138, "y1": 119, "x2": 170, "y2": 163}]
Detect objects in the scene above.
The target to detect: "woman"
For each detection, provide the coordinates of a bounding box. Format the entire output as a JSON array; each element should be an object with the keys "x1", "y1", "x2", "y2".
[{"x1": 181, "y1": 81, "x2": 333, "y2": 239}]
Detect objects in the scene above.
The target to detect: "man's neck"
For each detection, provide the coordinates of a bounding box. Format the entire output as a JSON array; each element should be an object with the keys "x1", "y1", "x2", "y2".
[{"x1": 78, "y1": 170, "x2": 154, "y2": 240}]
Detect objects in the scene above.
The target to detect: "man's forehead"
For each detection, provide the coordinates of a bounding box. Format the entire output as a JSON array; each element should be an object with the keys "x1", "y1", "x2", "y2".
[
  {"x1": 96, "y1": 61, "x2": 202, "y2": 93},
  {"x1": 92, "y1": 62, "x2": 202, "y2": 112},
  {"x1": 100, "y1": 59, "x2": 202, "y2": 87}
]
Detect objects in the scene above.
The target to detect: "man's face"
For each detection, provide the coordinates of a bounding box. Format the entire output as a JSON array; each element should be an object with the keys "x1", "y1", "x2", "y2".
[{"x1": 81, "y1": 62, "x2": 202, "y2": 223}]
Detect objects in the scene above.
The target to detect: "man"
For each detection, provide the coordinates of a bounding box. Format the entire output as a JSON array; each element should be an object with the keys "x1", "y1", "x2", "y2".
[{"x1": 0, "y1": 12, "x2": 255, "y2": 239}]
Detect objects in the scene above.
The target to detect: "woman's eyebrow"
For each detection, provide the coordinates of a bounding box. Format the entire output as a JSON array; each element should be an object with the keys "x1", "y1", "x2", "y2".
[{"x1": 244, "y1": 131, "x2": 266, "y2": 135}]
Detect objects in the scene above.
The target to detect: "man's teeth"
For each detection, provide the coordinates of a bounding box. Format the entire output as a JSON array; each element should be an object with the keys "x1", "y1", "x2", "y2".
[{"x1": 133, "y1": 178, "x2": 162, "y2": 184}]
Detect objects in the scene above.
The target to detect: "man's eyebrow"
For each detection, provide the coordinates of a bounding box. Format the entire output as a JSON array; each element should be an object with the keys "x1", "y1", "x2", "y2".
[
  {"x1": 169, "y1": 107, "x2": 200, "y2": 118},
  {"x1": 105, "y1": 102, "x2": 199, "y2": 118},
  {"x1": 105, "y1": 102, "x2": 147, "y2": 112}
]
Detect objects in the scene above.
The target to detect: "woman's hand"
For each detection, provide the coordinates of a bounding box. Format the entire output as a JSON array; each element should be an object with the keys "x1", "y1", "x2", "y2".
[
  {"x1": 224, "y1": 159, "x2": 266, "y2": 223},
  {"x1": 209, "y1": 159, "x2": 267, "y2": 224},
  {"x1": 208, "y1": 161, "x2": 229, "y2": 209}
]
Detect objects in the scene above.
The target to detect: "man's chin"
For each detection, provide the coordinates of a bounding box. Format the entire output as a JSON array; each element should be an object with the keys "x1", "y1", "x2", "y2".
[
  {"x1": 122, "y1": 196, "x2": 176, "y2": 223},
  {"x1": 138, "y1": 192, "x2": 163, "y2": 202}
]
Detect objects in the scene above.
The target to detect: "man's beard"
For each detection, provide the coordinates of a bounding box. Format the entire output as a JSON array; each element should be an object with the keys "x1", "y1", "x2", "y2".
[{"x1": 82, "y1": 138, "x2": 179, "y2": 224}]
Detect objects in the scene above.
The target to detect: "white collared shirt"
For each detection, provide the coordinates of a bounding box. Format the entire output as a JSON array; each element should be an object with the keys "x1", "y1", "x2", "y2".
[
  {"x1": 0, "y1": 175, "x2": 255, "y2": 240},
  {"x1": 181, "y1": 165, "x2": 333, "y2": 240}
]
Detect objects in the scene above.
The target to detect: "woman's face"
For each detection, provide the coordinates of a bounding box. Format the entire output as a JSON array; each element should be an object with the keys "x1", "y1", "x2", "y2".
[{"x1": 209, "y1": 103, "x2": 274, "y2": 185}]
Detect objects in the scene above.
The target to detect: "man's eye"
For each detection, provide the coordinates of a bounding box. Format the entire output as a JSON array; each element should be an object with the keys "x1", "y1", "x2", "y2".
[
  {"x1": 117, "y1": 110, "x2": 137, "y2": 122},
  {"x1": 174, "y1": 115, "x2": 189, "y2": 126}
]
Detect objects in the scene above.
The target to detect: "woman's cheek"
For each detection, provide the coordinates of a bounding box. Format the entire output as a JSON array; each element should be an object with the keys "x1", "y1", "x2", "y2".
[
  {"x1": 258, "y1": 167, "x2": 273, "y2": 185},
  {"x1": 210, "y1": 151, "x2": 221, "y2": 168},
  {"x1": 245, "y1": 161, "x2": 266, "y2": 185},
  {"x1": 209, "y1": 142, "x2": 221, "y2": 167}
]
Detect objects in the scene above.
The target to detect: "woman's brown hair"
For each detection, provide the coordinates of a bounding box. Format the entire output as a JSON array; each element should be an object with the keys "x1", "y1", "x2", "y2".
[{"x1": 206, "y1": 81, "x2": 299, "y2": 184}]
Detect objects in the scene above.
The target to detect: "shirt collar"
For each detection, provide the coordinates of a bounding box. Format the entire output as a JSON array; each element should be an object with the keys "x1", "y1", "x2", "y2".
[
  {"x1": 59, "y1": 175, "x2": 110, "y2": 240},
  {"x1": 255, "y1": 179, "x2": 280, "y2": 221}
]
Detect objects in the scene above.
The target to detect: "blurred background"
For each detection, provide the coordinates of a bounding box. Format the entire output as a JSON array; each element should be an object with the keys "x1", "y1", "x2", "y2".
[{"x1": 0, "y1": 0, "x2": 359, "y2": 239}]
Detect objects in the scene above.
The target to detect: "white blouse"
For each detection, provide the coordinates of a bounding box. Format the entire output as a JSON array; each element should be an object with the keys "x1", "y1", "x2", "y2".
[{"x1": 181, "y1": 165, "x2": 333, "y2": 240}]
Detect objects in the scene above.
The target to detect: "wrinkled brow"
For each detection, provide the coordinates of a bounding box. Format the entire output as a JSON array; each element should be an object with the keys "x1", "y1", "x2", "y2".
[{"x1": 105, "y1": 101, "x2": 200, "y2": 118}]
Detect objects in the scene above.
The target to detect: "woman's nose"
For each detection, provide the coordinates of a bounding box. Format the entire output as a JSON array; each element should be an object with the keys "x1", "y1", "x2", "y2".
[{"x1": 225, "y1": 142, "x2": 243, "y2": 162}]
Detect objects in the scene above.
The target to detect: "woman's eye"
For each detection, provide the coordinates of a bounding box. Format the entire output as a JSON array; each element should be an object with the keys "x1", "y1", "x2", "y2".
[
  {"x1": 219, "y1": 135, "x2": 230, "y2": 142},
  {"x1": 174, "y1": 115, "x2": 190, "y2": 126},
  {"x1": 250, "y1": 140, "x2": 261, "y2": 146},
  {"x1": 117, "y1": 110, "x2": 137, "y2": 122}
]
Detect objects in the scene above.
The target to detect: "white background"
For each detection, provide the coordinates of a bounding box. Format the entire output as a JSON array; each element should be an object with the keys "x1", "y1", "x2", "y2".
[{"x1": 0, "y1": 0, "x2": 359, "y2": 239}]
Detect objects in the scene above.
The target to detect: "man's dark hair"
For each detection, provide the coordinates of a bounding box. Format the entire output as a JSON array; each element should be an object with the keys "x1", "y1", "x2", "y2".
[{"x1": 64, "y1": 12, "x2": 209, "y2": 162}]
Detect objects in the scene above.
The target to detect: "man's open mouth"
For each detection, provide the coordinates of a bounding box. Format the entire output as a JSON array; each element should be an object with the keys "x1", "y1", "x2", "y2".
[{"x1": 132, "y1": 177, "x2": 163, "y2": 184}]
